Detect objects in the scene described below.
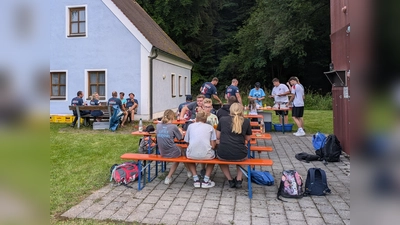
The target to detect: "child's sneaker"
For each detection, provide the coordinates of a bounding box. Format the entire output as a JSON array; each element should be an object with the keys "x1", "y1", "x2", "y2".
[
  {"x1": 164, "y1": 176, "x2": 173, "y2": 185},
  {"x1": 193, "y1": 179, "x2": 201, "y2": 188},
  {"x1": 201, "y1": 180, "x2": 215, "y2": 188},
  {"x1": 187, "y1": 171, "x2": 193, "y2": 179}
]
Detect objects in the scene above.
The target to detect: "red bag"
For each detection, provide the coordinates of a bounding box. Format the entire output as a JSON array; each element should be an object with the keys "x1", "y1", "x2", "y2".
[{"x1": 110, "y1": 162, "x2": 139, "y2": 185}]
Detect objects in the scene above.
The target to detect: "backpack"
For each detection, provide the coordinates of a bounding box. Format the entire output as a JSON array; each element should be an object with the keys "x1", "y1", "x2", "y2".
[
  {"x1": 110, "y1": 161, "x2": 139, "y2": 186},
  {"x1": 239, "y1": 166, "x2": 274, "y2": 186},
  {"x1": 312, "y1": 132, "x2": 327, "y2": 151},
  {"x1": 304, "y1": 168, "x2": 331, "y2": 196},
  {"x1": 316, "y1": 134, "x2": 342, "y2": 163},
  {"x1": 138, "y1": 137, "x2": 157, "y2": 154},
  {"x1": 295, "y1": 152, "x2": 320, "y2": 163},
  {"x1": 277, "y1": 170, "x2": 304, "y2": 201}
]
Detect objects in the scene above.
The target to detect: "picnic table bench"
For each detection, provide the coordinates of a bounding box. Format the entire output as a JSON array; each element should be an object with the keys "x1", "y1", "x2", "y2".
[
  {"x1": 120, "y1": 153, "x2": 273, "y2": 199},
  {"x1": 68, "y1": 105, "x2": 112, "y2": 129}
]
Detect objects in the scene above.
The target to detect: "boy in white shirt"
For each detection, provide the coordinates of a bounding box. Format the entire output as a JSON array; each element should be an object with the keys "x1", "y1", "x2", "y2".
[
  {"x1": 269, "y1": 78, "x2": 290, "y2": 124},
  {"x1": 286, "y1": 77, "x2": 305, "y2": 136}
]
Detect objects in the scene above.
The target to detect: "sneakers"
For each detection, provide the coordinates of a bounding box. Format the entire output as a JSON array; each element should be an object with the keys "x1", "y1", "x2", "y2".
[
  {"x1": 164, "y1": 176, "x2": 173, "y2": 185},
  {"x1": 293, "y1": 128, "x2": 306, "y2": 136},
  {"x1": 201, "y1": 180, "x2": 215, "y2": 188},
  {"x1": 193, "y1": 179, "x2": 201, "y2": 188},
  {"x1": 187, "y1": 171, "x2": 193, "y2": 179},
  {"x1": 235, "y1": 178, "x2": 243, "y2": 189},
  {"x1": 228, "y1": 179, "x2": 236, "y2": 188}
]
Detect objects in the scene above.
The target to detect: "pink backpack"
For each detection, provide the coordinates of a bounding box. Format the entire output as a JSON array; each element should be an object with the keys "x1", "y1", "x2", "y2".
[
  {"x1": 110, "y1": 162, "x2": 139, "y2": 185},
  {"x1": 277, "y1": 170, "x2": 304, "y2": 201}
]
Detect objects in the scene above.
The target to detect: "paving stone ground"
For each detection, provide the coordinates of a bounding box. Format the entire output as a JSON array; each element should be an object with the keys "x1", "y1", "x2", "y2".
[{"x1": 61, "y1": 132, "x2": 350, "y2": 224}]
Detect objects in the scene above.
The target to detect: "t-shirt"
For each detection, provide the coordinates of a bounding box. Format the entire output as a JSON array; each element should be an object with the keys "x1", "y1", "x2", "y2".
[
  {"x1": 90, "y1": 99, "x2": 103, "y2": 117},
  {"x1": 206, "y1": 113, "x2": 218, "y2": 127},
  {"x1": 272, "y1": 83, "x2": 290, "y2": 103},
  {"x1": 291, "y1": 84, "x2": 305, "y2": 107},
  {"x1": 108, "y1": 97, "x2": 122, "y2": 109},
  {"x1": 200, "y1": 82, "x2": 217, "y2": 98},
  {"x1": 216, "y1": 116, "x2": 252, "y2": 160},
  {"x1": 216, "y1": 104, "x2": 231, "y2": 120},
  {"x1": 178, "y1": 101, "x2": 191, "y2": 113},
  {"x1": 225, "y1": 85, "x2": 239, "y2": 98},
  {"x1": 249, "y1": 88, "x2": 266, "y2": 106},
  {"x1": 249, "y1": 104, "x2": 260, "y2": 115},
  {"x1": 121, "y1": 98, "x2": 127, "y2": 106},
  {"x1": 156, "y1": 123, "x2": 183, "y2": 158},
  {"x1": 71, "y1": 97, "x2": 83, "y2": 106},
  {"x1": 126, "y1": 98, "x2": 138, "y2": 108},
  {"x1": 184, "y1": 122, "x2": 216, "y2": 160},
  {"x1": 186, "y1": 102, "x2": 199, "y2": 119}
]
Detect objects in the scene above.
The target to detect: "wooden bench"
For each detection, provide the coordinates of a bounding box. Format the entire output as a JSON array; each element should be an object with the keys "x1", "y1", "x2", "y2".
[
  {"x1": 120, "y1": 153, "x2": 273, "y2": 199},
  {"x1": 68, "y1": 105, "x2": 112, "y2": 129}
]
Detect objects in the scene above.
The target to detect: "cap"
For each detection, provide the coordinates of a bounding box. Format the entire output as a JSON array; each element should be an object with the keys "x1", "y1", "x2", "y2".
[
  {"x1": 255, "y1": 82, "x2": 261, "y2": 87},
  {"x1": 186, "y1": 95, "x2": 192, "y2": 101}
]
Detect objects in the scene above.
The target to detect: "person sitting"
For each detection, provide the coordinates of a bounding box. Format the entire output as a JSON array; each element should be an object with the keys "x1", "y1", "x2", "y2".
[
  {"x1": 202, "y1": 98, "x2": 218, "y2": 127},
  {"x1": 180, "y1": 94, "x2": 205, "y2": 120},
  {"x1": 216, "y1": 103, "x2": 252, "y2": 188},
  {"x1": 177, "y1": 95, "x2": 193, "y2": 120},
  {"x1": 248, "y1": 99, "x2": 260, "y2": 115},
  {"x1": 125, "y1": 93, "x2": 138, "y2": 123},
  {"x1": 90, "y1": 92, "x2": 103, "y2": 122},
  {"x1": 70, "y1": 90, "x2": 90, "y2": 127},
  {"x1": 119, "y1": 92, "x2": 128, "y2": 127},
  {"x1": 184, "y1": 111, "x2": 217, "y2": 188},
  {"x1": 216, "y1": 96, "x2": 238, "y2": 120},
  {"x1": 156, "y1": 109, "x2": 190, "y2": 185}
]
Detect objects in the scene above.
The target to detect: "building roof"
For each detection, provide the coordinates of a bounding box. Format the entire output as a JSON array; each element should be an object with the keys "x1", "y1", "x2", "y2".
[{"x1": 111, "y1": 0, "x2": 192, "y2": 64}]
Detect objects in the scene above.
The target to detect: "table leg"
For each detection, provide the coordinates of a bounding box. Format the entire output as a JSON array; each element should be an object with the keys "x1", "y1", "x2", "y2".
[{"x1": 281, "y1": 112, "x2": 285, "y2": 134}]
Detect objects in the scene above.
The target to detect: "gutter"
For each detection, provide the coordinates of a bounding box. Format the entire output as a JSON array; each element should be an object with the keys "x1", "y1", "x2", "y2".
[{"x1": 149, "y1": 48, "x2": 158, "y2": 120}]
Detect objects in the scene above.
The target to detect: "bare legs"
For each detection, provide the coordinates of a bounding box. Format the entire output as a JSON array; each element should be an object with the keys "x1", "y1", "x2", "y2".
[
  {"x1": 292, "y1": 116, "x2": 303, "y2": 129},
  {"x1": 219, "y1": 164, "x2": 243, "y2": 181}
]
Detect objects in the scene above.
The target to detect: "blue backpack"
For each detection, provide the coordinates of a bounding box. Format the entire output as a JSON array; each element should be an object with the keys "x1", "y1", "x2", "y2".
[
  {"x1": 312, "y1": 132, "x2": 327, "y2": 151},
  {"x1": 304, "y1": 168, "x2": 331, "y2": 196},
  {"x1": 239, "y1": 166, "x2": 274, "y2": 186}
]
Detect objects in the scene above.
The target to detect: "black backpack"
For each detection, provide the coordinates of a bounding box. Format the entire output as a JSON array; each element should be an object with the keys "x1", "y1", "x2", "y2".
[
  {"x1": 295, "y1": 152, "x2": 321, "y2": 163},
  {"x1": 304, "y1": 168, "x2": 331, "y2": 196},
  {"x1": 316, "y1": 134, "x2": 342, "y2": 163}
]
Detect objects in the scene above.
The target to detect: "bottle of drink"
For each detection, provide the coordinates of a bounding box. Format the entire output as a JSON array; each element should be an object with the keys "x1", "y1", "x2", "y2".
[
  {"x1": 213, "y1": 118, "x2": 218, "y2": 129},
  {"x1": 139, "y1": 118, "x2": 143, "y2": 132},
  {"x1": 260, "y1": 120, "x2": 265, "y2": 134}
]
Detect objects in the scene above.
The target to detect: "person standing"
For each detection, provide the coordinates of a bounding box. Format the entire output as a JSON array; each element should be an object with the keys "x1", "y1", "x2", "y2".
[
  {"x1": 269, "y1": 78, "x2": 291, "y2": 124},
  {"x1": 216, "y1": 103, "x2": 252, "y2": 189},
  {"x1": 200, "y1": 77, "x2": 223, "y2": 105},
  {"x1": 248, "y1": 82, "x2": 266, "y2": 106},
  {"x1": 225, "y1": 79, "x2": 242, "y2": 104},
  {"x1": 286, "y1": 77, "x2": 305, "y2": 136},
  {"x1": 70, "y1": 91, "x2": 89, "y2": 127}
]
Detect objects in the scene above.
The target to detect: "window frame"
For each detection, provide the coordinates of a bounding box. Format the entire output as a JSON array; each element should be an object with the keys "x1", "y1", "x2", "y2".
[
  {"x1": 178, "y1": 75, "x2": 182, "y2": 97},
  {"x1": 50, "y1": 71, "x2": 67, "y2": 101},
  {"x1": 86, "y1": 70, "x2": 107, "y2": 100},
  {"x1": 171, "y1": 73, "x2": 176, "y2": 97},
  {"x1": 184, "y1": 76, "x2": 188, "y2": 95},
  {"x1": 66, "y1": 5, "x2": 87, "y2": 38}
]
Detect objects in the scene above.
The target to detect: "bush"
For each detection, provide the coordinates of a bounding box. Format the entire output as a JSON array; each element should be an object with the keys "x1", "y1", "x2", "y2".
[{"x1": 304, "y1": 90, "x2": 332, "y2": 110}]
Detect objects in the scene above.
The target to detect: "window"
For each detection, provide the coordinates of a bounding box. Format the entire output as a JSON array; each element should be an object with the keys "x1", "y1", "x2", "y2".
[
  {"x1": 50, "y1": 72, "x2": 66, "y2": 100},
  {"x1": 178, "y1": 75, "x2": 182, "y2": 96},
  {"x1": 184, "y1": 76, "x2": 188, "y2": 95},
  {"x1": 88, "y1": 71, "x2": 106, "y2": 100},
  {"x1": 69, "y1": 7, "x2": 86, "y2": 37},
  {"x1": 171, "y1": 74, "x2": 176, "y2": 97}
]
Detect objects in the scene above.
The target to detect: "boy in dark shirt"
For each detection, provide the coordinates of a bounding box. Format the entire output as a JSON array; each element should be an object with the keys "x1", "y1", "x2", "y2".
[
  {"x1": 125, "y1": 93, "x2": 139, "y2": 123},
  {"x1": 70, "y1": 91, "x2": 89, "y2": 127}
]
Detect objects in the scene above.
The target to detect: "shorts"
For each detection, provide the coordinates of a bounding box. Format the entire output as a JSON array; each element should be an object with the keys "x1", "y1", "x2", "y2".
[
  {"x1": 216, "y1": 155, "x2": 246, "y2": 162},
  {"x1": 275, "y1": 110, "x2": 288, "y2": 116},
  {"x1": 292, "y1": 106, "x2": 304, "y2": 118}
]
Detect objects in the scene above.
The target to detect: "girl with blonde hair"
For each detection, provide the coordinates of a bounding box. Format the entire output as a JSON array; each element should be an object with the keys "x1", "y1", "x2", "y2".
[
  {"x1": 90, "y1": 92, "x2": 103, "y2": 121},
  {"x1": 216, "y1": 103, "x2": 252, "y2": 188},
  {"x1": 156, "y1": 109, "x2": 189, "y2": 185}
]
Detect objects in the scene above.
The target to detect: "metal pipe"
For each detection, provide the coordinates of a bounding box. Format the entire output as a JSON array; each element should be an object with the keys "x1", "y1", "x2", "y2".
[{"x1": 149, "y1": 48, "x2": 158, "y2": 120}]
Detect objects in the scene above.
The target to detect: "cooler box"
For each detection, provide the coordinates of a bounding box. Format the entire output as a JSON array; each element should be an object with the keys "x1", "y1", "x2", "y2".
[
  {"x1": 264, "y1": 122, "x2": 272, "y2": 132},
  {"x1": 273, "y1": 123, "x2": 293, "y2": 132}
]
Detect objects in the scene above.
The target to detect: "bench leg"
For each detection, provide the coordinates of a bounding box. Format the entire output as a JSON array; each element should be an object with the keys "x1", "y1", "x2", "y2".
[{"x1": 247, "y1": 165, "x2": 252, "y2": 199}]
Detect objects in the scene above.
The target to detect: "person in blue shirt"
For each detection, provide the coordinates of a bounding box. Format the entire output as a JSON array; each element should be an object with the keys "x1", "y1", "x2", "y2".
[
  {"x1": 70, "y1": 91, "x2": 89, "y2": 127},
  {"x1": 200, "y1": 77, "x2": 223, "y2": 105},
  {"x1": 225, "y1": 79, "x2": 242, "y2": 104},
  {"x1": 177, "y1": 95, "x2": 193, "y2": 120},
  {"x1": 108, "y1": 91, "x2": 123, "y2": 109},
  {"x1": 125, "y1": 93, "x2": 138, "y2": 123},
  {"x1": 90, "y1": 92, "x2": 103, "y2": 122},
  {"x1": 248, "y1": 82, "x2": 266, "y2": 106}
]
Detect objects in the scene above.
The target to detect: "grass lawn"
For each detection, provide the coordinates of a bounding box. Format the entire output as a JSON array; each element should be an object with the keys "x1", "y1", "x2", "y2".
[{"x1": 50, "y1": 110, "x2": 332, "y2": 224}]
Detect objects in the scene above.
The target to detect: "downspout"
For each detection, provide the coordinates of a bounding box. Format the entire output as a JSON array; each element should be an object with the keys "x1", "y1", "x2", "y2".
[{"x1": 149, "y1": 48, "x2": 158, "y2": 120}]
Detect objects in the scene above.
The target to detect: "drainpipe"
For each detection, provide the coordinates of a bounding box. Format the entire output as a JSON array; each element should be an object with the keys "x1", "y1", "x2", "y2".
[{"x1": 149, "y1": 48, "x2": 158, "y2": 120}]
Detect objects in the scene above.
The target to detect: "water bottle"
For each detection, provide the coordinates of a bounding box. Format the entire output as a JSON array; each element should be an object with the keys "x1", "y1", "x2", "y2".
[
  {"x1": 260, "y1": 120, "x2": 265, "y2": 134},
  {"x1": 139, "y1": 118, "x2": 143, "y2": 132}
]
